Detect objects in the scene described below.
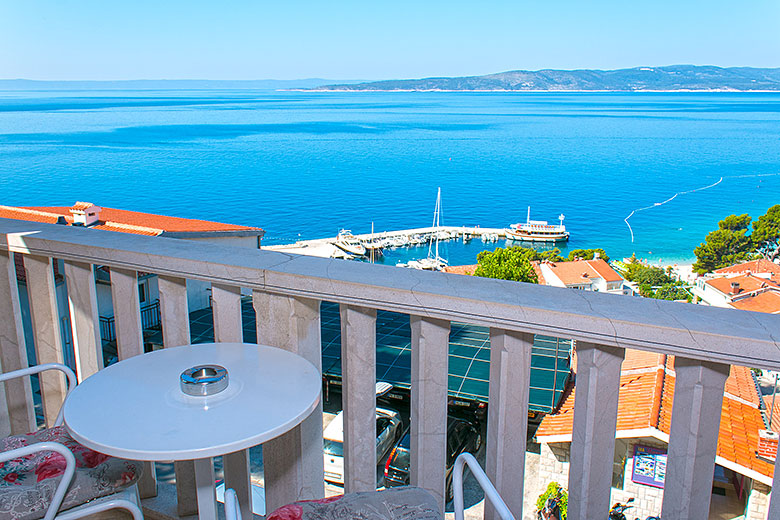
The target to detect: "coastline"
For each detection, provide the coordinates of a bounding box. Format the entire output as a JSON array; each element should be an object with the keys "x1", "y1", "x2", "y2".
[{"x1": 291, "y1": 88, "x2": 780, "y2": 93}]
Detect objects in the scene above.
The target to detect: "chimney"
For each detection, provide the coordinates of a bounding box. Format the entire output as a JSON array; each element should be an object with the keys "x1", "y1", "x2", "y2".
[
  {"x1": 730, "y1": 282, "x2": 740, "y2": 295},
  {"x1": 593, "y1": 252, "x2": 600, "y2": 259},
  {"x1": 69, "y1": 202, "x2": 101, "y2": 227},
  {"x1": 758, "y1": 430, "x2": 778, "y2": 461}
]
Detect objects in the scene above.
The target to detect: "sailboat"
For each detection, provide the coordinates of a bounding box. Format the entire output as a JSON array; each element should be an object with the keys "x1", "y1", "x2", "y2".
[{"x1": 403, "y1": 188, "x2": 449, "y2": 271}]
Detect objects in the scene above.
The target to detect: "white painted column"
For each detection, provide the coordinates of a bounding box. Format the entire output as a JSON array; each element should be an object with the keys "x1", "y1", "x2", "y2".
[
  {"x1": 213, "y1": 283, "x2": 252, "y2": 520},
  {"x1": 567, "y1": 342, "x2": 625, "y2": 520},
  {"x1": 255, "y1": 291, "x2": 324, "y2": 513},
  {"x1": 63, "y1": 261, "x2": 103, "y2": 381},
  {"x1": 0, "y1": 251, "x2": 35, "y2": 435},
  {"x1": 485, "y1": 329, "x2": 533, "y2": 520},
  {"x1": 339, "y1": 304, "x2": 377, "y2": 493},
  {"x1": 661, "y1": 358, "x2": 729, "y2": 520},
  {"x1": 410, "y1": 315, "x2": 450, "y2": 512},
  {"x1": 158, "y1": 275, "x2": 199, "y2": 515},
  {"x1": 24, "y1": 255, "x2": 66, "y2": 428}
]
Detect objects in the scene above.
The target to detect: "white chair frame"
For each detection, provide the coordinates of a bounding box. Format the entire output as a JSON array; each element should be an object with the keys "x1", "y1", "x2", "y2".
[
  {"x1": 452, "y1": 452, "x2": 515, "y2": 520},
  {"x1": 0, "y1": 363, "x2": 144, "y2": 519},
  {"x1": 223, "y1": 488, "x2": 242, "y2": 520}
]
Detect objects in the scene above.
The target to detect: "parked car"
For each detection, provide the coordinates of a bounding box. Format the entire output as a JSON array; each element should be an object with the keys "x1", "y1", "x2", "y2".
[
  {"x1": 383, "y1": 415, "x2": 482, "y2": 500},
  {"x1": 323, "y1": 407, "x2": 403, "y2": 485}
]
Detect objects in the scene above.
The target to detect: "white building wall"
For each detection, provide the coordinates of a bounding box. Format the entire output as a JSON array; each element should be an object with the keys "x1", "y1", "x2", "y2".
[{"x1": 539, "y1": 264, "x2": 566, "y2": 288}]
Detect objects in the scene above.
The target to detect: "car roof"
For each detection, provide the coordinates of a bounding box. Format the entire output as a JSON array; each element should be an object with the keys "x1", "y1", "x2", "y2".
[
  {"x1": 323, "y1": 412, "x2": 344, "y2": 442},
  {"x1": 323, "y1": 407, "x2": 399, "y2": 443}
]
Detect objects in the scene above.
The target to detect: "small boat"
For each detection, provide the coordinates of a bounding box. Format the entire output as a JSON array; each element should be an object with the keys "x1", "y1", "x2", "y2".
[
  {"x1": 390, "y1": 236, "x2": 408, "y2": 248},
  {"x1": 334, "y1": 230, "x2": 367, "y2": 256},
  {"x1": 505, "y1": 207, "x2": 569, "y2": 243},
  {"x1": 406, "y1": 257, "x2": 448, "y2": 271}
]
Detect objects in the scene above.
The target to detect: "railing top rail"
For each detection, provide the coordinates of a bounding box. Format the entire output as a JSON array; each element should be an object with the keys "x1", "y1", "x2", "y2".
[{"x1": 3, "y1": 217, "x2": 779, "y2": 369}]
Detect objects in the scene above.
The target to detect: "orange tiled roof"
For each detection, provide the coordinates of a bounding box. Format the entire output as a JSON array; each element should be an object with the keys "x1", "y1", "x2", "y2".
[
  {"x1": 70, "y1": 201, "x2": 97, "y2": 211},
  {"x1": 0, "y1": 204, "x2": 263, "y2": 236},
  {"x1": 715, "y1": 259, "x2": 780, "y2": 276},
  {"x1": 730, "y1": 290, "x2": 780, "y2": 314},
  {"x1": 545, "y1": 258, "x2": 624, "y2": 285},
  {"x1": 443, "y1": 264, "x2": 478, "y2": 275},
  {"x1": 536, "y1": 349, "x2": 775, "y2": 480},
  {"x1": 707, "y1": 274, "x2": 779, "y2": 296}
]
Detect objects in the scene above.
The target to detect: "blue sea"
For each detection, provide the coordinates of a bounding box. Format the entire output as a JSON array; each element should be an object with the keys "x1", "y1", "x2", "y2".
[{"x1": 1, "y1": 90, "x2": 779, "y2": 265}]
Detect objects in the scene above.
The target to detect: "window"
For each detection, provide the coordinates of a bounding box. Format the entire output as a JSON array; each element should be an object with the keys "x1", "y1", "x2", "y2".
[{"x1": 138, "y1": 283, "x2": 147, "y2": 303}]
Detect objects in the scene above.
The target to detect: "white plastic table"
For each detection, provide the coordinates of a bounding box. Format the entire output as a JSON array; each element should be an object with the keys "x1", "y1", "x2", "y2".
[{"x1": 63, "y1": 342, "x2": 321, "y2": 520}]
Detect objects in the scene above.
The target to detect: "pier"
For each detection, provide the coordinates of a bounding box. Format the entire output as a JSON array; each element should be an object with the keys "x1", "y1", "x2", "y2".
[{"x1": 265, "y1": 226, "x2": 509, "y2": 259}]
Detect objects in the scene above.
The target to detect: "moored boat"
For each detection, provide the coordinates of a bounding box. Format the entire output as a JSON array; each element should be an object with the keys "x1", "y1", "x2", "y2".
[
  {"x1": 334, "y1": 229, "x2": 367, "y2": 256},
  {"x1": 505, "y1": 207, "x2": 569, "y2": 242}
]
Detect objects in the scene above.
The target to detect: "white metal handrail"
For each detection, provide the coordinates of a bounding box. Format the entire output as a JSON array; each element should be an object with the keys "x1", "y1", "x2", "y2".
[{"x1": 453, "y1": 453, "x2": 514, "y2": 520}]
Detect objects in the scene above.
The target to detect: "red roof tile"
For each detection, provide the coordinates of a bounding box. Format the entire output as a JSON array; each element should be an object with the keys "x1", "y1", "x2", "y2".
[
  {"x1": 545, "y1": 259, "x2": 623, "y2": 285},
  {"x1": 730, "y1": 290, "x2": 780, "y2": 314},
  {"x1": 706, "y1": 274, "x2": 779, "y2": 296},
  {"x1": 537, "y1": 349, "x2": 774, "y2": 479},
  {"x1": 0, "y1": 204, "x2": 263, "y2": 236}
]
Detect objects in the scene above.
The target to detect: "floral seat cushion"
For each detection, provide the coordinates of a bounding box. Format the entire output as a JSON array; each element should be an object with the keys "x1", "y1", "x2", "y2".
[
  {"x1": 0, "y1": 426, "x2": 142, "y2": 520},
  {"x1": 267, "y1": 487, "x2": 443, "y2": 520}
]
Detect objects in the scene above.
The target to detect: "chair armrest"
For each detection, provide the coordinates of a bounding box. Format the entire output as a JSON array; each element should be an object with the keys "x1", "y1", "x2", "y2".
[
  {"x1": 452, "y1": 452, "x2": 514, "y2": 520},
  {"x1": 0, "y1": 363, "x2": 77, "y2": 426},
  {"x1": 0, "y1": 441, "x2": 76, "y2": 520}
]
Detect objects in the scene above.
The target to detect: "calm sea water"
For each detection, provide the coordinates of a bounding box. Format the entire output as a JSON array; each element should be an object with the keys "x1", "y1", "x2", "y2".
[{"x1": 1, "y1": 90, "x2": 779, "y2": 265}]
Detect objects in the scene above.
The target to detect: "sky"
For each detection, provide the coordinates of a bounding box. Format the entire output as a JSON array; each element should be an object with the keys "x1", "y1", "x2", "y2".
[{"x1": 1, "y1": 0, "x2": 779, "y2": 81}]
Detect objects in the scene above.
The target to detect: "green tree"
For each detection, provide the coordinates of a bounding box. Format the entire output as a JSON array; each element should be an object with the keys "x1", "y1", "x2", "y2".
[
  {"x1": 474, "y1": 246, "x2": 538, "y2": 283},
  {"x1": 566, "y1": 248, "x2": 610, "y2": 262},
  {"x1": 692, "y1": 215, "x2": 755, "y2": 274},
  {"x1": 654, "y1": 283, "x2": 692, "y2": 302},
  {"x1": 718, "y1": 213, "x2": 751, "y2": 231},
  {"x1": 752, "y1": 204, "x2": 780, "y2": 261},
  {"x1": 633, "y1": 266, "x2": 673, "y2": 286}
]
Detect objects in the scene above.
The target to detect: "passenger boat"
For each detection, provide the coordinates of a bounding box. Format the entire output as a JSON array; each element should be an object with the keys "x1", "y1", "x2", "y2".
[
  {"x1": 334, "y1": 230, "x2": 367, "y2": 256},
  {"x1": 505, "y1": 207, "x2": 569, "y2": 242}
]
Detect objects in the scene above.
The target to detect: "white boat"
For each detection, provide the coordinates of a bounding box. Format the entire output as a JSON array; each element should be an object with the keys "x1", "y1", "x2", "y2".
[
  {"x1": 334, "y1": 230, "x2": 367, "y2": 256},
  {"x1": 402, "y1": 188, "x2": 448, "y2": 272},
  {"x1": 390, "y1": 236, "x2": 408, "y2": 248},
  {"x1": 505, "y1": 207, "x2": 569, "y2": 242}
]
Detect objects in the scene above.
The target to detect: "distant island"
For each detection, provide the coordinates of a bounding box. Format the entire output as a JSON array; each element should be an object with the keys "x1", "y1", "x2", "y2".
[{"x1": 309, "y1": 65, "x2": 780, "y2": 92}]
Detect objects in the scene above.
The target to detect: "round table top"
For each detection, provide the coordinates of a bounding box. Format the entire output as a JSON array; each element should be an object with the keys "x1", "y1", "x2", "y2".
[{"x1": 63, "y1": 343, "x2": 321, "y2": 461}]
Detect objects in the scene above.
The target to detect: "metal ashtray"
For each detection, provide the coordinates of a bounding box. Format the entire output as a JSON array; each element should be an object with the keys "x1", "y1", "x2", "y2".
[{"x1": 180, "y1": 365, "x2": 229, "y2": 396}]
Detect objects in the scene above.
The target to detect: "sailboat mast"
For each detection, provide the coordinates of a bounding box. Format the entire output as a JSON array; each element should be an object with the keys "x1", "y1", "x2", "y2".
[{"x1": 435, "y1": 188, "x2": 441, "y2": 260}]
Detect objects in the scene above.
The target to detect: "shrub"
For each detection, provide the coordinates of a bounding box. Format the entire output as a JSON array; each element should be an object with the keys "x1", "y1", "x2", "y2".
[{"x1": 536, "y1": 482, "x2": 568, "y2": 519}]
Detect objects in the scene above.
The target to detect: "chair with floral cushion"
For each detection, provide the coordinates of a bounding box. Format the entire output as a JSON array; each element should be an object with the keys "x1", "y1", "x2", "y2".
[
  {"x1": 0, "y1": 363, "x2": 144, "y2": 520},
  {"x1": 263, "y1": 453, "x2": 514, "y2": 520}
]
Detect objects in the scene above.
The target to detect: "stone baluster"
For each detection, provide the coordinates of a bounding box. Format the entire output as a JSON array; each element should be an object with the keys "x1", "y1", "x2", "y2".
[
  {"x1": 111, "y1": 267, "x2": 162, "y2": 500},
  {"x1": 0, "y1": 251, "x2": 35, "y2": 435},
  {"x1": 213, "y1": 283, "x2": 252, "y2": 520},
  {"x1": 63, "y1": 261, "x2": 103, "y2": 381},
  {"x1": 157, "y1": 275, "x2": 200, "y2": 516},
  {"x1": 339, "y1": 304, "x2": 377, "y2": 493},
  {"x1": 23, "y1": 255, "x2": 67, "y2": 428},
  {"x1": 661, "y1": 358, "x2": 729, "y2": 520},
  {"x1": 567, "y1": 342, "x2": 625, "y2": 520},
  {"x1": 485, "y1": 329, "x2": 533, "y2": 520},
  {"x1": 254, "y1": 291, "x2": 325, "y2": 513},
  {"x1": 409, "y1": 316, "x2": 450, "y2": 511}
]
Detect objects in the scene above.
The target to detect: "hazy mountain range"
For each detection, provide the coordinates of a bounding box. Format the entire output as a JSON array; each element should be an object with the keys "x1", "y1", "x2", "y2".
[{"x1": 311, "y1": 66, "x2": 780, "y2": 92}]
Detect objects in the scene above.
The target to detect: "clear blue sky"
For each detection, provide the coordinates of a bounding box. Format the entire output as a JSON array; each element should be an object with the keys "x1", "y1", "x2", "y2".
[{"x1": 1, "y1": 0, "x2": 778, "y2": 80}]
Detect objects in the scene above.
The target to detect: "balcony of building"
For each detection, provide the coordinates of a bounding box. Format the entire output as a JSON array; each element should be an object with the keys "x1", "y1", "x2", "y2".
[{"x1": 1, "y1": 216, "x2": 779, "y2": 520}]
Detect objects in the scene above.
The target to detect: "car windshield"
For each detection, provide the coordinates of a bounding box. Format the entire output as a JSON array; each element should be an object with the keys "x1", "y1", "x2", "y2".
[{"x1": 324, "y1": 439, "x2": 343, "y2": 457}]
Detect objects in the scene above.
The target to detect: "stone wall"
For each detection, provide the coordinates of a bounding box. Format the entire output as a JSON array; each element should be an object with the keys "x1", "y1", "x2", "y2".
[{"x1": 745, "y1": 481, "x2": 771, "y2": 520}]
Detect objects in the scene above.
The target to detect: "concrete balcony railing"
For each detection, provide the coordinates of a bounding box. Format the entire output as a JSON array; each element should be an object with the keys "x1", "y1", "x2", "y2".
[{"x1": 1, "y1": 216, "x2": 779, "y2": 520}]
